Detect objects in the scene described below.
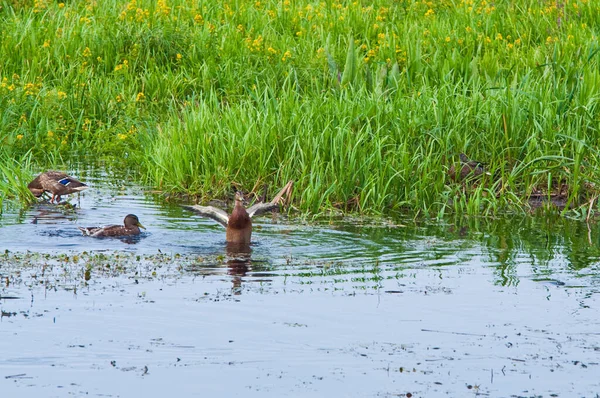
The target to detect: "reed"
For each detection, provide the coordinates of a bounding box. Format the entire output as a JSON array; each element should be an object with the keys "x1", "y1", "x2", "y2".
[
  {"x1": 1, "y1": 0, "x2": 599, "y2": 215},
  {"x1": 0, "y1": 151, "x2": 36, "y2": 205}
]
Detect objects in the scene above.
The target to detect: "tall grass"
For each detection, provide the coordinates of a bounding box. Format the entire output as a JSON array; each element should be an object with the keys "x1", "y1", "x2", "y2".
[
  {"x1": 0, "y1": 150, "x2": 36, "y2": 206},
  {"x1": 1, "y1": 0, "x2": 600, "y2": 215}
]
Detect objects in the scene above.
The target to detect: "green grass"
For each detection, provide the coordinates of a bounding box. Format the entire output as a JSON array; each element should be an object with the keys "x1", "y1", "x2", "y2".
[{"x1": 1, "y1": 0, "x2": 600, "y2": 216}]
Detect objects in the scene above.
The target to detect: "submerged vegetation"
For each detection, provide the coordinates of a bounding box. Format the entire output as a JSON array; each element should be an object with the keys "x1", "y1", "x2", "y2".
[{"x1": 1, "y1": 0, "x2": 600, "y2": 216}]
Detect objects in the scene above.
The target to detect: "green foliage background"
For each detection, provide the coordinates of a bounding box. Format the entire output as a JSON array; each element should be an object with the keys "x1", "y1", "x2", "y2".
[{"x1": 1, "y1": 0, "x2": 599, "y2": 215}]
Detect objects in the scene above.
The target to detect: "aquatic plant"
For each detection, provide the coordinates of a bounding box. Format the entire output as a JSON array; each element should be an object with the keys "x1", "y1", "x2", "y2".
[
  {"x1": 0, "y1": 151, "x2": 36, "y2": 205},
  {"x1": 0, "y1": 0, "x2": 599, "y2": 215}
]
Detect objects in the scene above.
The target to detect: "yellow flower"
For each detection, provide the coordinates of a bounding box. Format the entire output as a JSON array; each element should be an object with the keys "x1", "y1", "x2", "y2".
[
  {"x1": 282, "y1": 50, "x2": 292, "y2": 62},
  {"x1": 16, "y1": 134, "x2": 23, "y2": 140},
  {"x1": 83, "y1": 47, "x2": 91, "y2": 57},
  {"x1": 43, "y1": 40, "x2": 50, "y2": 48},
  {"x1": 496, "y1": 33, "x2": 503, "y2": 41},
  {"x1": 117, "y1": 133, "x2": 128, "y2": 140},
  {"x1": 445, "y1": 37, "x2": 451, "y2": 43},
  {"x1": 47, "y1": 131, "x2": 54, "y2": 138},
  {"x1": 424, "y1": 9, "x2": 434, "y2": 17},
  {"x1": 116, "y1": 94, "x2": 123, "y2": 102},
  {"x1": 176, "y1": 53, "x2": 182, "y2": 60},
  {"x1": 465, "y1": 26, "x2": 472, "y2": 33},
  {"x1": 57, "y1": 91, "x2": 67, "y2": 99},
  {"x1": 136, "y1": 92, "x2": 145, "y2": 101},
  {"x1": 58, "y1": 2, "x2": 64, "y2": 7}
]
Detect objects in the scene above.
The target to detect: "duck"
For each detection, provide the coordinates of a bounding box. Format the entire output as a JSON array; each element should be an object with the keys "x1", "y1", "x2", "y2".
[
  {"x1": 183, "y1": 180, "x2": 293, "y2": 245},
  {"x1": 28, "y1": 171, "x2": 88, "y2": 203},
  {"x1": 78, "y1": 214, "x2": 146, "y2": 237},
  {"x1": 448, "y1": 153, "x2": 486, "y2": 181}
]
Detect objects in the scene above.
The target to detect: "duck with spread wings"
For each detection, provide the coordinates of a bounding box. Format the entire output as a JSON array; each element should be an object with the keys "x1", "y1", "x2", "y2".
[{"x1": 183, "y1": 180, "x2": 293, "y2": 245}]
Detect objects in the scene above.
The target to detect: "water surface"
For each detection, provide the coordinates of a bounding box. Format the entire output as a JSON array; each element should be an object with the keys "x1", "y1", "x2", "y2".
[{"x1": 1, "y1": 172, "x2": 599, "y2": 397}]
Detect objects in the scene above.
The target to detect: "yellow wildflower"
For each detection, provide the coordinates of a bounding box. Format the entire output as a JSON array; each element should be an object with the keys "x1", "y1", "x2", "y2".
[
  {"x1": 43, "y1": 40, "x2": 50, "y2": 48},
  {"x1": 136, "y1": 92, "x2": 145, "y2": 101},
  {"x1": 16, "y1": 134, "x2": 23, "y2": 140},
  {"x1": 47, "y1": 131, "x2": 54, "y2": 138}
]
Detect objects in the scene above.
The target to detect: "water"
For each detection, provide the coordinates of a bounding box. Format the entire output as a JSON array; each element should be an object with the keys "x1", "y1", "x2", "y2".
[{"x1": 1, "y1": 173, "x2": 599, "y2": 397}]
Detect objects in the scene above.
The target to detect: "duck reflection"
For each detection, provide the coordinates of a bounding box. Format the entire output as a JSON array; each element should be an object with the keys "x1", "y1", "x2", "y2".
[{"x1": 226, "y1": 243, "x2": 252, "y2": 294}]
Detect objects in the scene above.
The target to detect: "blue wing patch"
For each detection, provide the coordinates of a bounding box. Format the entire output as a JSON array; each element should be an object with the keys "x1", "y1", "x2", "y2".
[{"x1": 58, "y1": 178, "x2": 71, "y2": 186}]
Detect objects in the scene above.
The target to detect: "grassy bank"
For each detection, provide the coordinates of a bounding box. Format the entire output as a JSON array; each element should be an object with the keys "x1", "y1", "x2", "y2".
[{"x1": 1, "y1": 0, "x2": 599, "y2": 215}]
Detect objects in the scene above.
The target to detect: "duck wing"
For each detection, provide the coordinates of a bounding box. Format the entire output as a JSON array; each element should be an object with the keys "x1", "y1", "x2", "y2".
[
  {"x1": 247, "y1": 180, "x2": 294, "y2": 218},
  {"x1": 247, "y1": 202, "x2": 279, "y2": 218},
  {"x1": 183, "y1": 205, "x2": 229, "y2": 228},
  {"x1": 43, "y1": 173, "x2": 88, "y2": 193},
  {"x1": 78, "y1": 226, "x2": 104, "y2": 236}
]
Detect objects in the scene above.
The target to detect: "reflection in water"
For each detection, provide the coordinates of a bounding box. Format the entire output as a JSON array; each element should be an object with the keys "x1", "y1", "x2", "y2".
[{"x1": 226, "y1": 242, "x2": 252, "y2": 294}]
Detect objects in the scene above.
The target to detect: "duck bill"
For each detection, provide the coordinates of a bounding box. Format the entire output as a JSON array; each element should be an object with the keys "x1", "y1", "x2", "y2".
[{"x1": 137, "y1": 223, "x2": 146, "y2": 230}]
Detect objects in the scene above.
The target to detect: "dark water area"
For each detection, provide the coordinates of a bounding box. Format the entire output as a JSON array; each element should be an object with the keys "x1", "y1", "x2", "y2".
[{"x1": 1, "y1": 172, "x2": 599, "y2": 397}]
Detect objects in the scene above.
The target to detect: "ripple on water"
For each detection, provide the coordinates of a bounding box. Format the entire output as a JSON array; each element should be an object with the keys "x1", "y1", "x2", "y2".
[{"x1": 1, "y1": 172, "x2": 600, "y2": 397}]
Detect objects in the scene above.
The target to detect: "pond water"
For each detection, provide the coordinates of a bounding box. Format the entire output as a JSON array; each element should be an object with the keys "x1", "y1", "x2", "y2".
[{"x1": 1, "y1": 172, "x2": 599, "y2": 397}]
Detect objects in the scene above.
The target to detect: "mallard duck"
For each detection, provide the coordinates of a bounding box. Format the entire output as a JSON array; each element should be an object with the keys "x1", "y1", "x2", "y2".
[
  {"x1": 78, "y1": 214, "x2": 146, "y2": 237},
  {"x1": 183, "y1": 180, "x2": 293, "y2": 245},
  {"x1": 28, "y1": 171, "x2": 88, "y2": 203},
  {"x1": 448, "y1": 153, "x2": 486, "y2": 181}
]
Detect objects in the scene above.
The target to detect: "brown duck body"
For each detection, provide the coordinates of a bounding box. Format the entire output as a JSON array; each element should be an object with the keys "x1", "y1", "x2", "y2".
[
  {"x1": 79, "y1": 214, "x2": 145, "y2": 237},
  {"x1": 448, "y1": 153, "x2": 485, "y2": 181},
  {"x1": 226, "y1": 197, "x2": 252, "y2": 244},
  {"x1": 28, "y1": 171, "x2": 88, "y2": 203}
]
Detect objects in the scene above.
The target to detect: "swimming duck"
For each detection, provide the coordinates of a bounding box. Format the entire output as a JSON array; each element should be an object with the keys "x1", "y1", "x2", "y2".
[
  {"x1": 78, "y1": 214, "x2": 146, "y2": 237},
  {"x1": 183, "y1": 180, "x2": 293, "y2": 245},
  {"x1": 448, "y1": 153, "x2": 486, "y2": 181},
  {"x1": 28, "y1": 171, "x2": 88, "y2": 203}
]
